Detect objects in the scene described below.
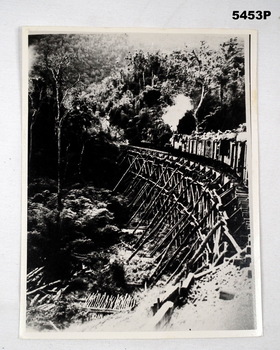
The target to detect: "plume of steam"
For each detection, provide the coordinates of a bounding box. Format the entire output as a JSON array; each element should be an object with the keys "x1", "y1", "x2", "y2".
[{"x1": 162, "y1": 94, "x2": 193, "y2": 131}]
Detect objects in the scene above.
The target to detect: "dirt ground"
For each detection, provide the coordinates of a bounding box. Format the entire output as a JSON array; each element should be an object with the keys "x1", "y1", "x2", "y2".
[
  {"x1": 66, "y1": 259, "x2": 255, "y2": 332},
  {"x1": 167, "y1": 262, "x2": 255, "y2": 331}
]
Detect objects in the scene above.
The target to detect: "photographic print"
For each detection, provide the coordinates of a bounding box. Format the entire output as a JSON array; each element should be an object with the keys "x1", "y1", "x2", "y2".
[{"x1": 21, "y1": 27, "x2": 261, "y2": 338}]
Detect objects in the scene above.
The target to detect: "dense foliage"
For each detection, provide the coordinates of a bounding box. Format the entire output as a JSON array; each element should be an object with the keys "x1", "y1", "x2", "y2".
[
  {"x1": 29, "y1": 34, "x2": 245, "y2": 182},
  {"x1": 28, "y1": 180, "x2": 130, "y2": 279},
  {"x1": 27, "y1": 180, "x2": 131, "y2": 329}
]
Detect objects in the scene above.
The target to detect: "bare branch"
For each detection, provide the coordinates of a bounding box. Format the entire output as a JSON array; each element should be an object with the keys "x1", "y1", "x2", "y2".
[
  {"x1": 191, "y1": 50, "x2": 202, "y2": 68},
  {"x1": 60, "y1": 73, "x2": 81, "y2": 106}
]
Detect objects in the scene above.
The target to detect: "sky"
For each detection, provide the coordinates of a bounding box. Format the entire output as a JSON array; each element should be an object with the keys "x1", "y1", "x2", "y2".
[
  {"x1": 28, "y1": 31, "x2": 246, "y2": 132},
  {"x1": 125, "y1": 32, "x2": 245, "y2": 53},
  {"x1": 28, "y1": 31, "x2": 245, "y2": 63},
  {"x1": 28, "y1": 31, "x2": 245, "y2": 74}
]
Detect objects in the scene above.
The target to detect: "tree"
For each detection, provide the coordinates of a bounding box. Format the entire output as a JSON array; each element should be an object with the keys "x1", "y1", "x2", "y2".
[
  {"x1": 177, "y1": 42, "x2": 221, "y2": 131},
  {"x1": 197, "y1": 38, "x2": 245, "y2": 132},
  {"x1": 30, "y1": 35, "x2": 79, "y2": 209},
  {"x1": 28, "y1": 75, "x2": 46, "y2": 167},
  {"x1": 166, "y1": 39, "x2": 245, "y2": 132},
  {"x1": 29, "y1": 34, "x2": 129, "y2": 208}
]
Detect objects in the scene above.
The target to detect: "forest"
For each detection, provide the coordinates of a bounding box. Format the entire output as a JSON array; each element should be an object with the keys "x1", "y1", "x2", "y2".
[{"x1": 26, "y1": 33, "x2": 246, "y2": 330}]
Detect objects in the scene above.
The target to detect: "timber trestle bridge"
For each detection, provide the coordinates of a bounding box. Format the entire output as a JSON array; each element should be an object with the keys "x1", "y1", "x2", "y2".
[{"x1": 114, "y1": 144, "x2": 251, "y2": 287}]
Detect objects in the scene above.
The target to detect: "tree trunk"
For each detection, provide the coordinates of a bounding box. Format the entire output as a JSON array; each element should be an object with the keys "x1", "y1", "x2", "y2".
[
  {"x1": 29, "y1": 120, "x2": 34, "y2": 170},
  {"x1": 57, "y1": 124, "x2": 62, "y2": 211},
  {"x1": 63, "y1": 142, "x2": 71, "y2": 182},
  {"x1": 193, "y1": 84, "x2": 207, "y2": 132},
  {"x1": 28, "y1": 108, "x2": 39, "y2": 173},
  {"x1": 220, "y1": 83, "x2": 224, "y2": 105},
  {"x1": 78, "y1": 142, "x2": 85, "y2": 180},
  {"x1": 53, "y1": 72, "x2": 63, "y2": 212}
]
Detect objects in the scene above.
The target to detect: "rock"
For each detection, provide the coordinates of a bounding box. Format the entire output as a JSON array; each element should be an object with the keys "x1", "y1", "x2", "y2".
[
  {"x1": 33, "y1": 193, "x2": 44, "y2": 203},
  {"x1": 219, "y1": 290, "x2": 235, "y2": 300},
  {"x1": 244, "y1": 256, "x2": 251, "y2": 267},
  {"x1": 233, "y1": 258, "x2": 243, "y2": 267}
]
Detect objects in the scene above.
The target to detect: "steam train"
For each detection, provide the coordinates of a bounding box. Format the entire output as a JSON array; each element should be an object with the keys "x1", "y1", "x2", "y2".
[{"x1": 139, "y1": 131, "x2": 248, "y2": 185}]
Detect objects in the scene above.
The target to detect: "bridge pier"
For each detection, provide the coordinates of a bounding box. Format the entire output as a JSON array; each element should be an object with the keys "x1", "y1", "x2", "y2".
[{"x1": 114, "y1": 145, "x2": 251, "y2": 286}]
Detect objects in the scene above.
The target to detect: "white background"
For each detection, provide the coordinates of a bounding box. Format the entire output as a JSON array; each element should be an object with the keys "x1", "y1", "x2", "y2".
[{"x1": 1, "y1": 0, "x2": 280, "y2": 349}]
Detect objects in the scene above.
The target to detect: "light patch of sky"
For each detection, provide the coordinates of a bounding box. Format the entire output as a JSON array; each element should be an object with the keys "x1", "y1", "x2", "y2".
[
  {"x1": 28, "y1": 45, "x2": 38, "y2": 73},
  {"x1": 126, "y1": 32, "x2": 245, "y2": 53},
  {"x1": 28, "y1": 32, "x2": 245, "y2": 71}
]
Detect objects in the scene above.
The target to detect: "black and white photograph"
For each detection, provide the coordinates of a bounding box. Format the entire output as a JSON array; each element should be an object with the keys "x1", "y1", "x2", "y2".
[{"x1": 21, "y1": 27, "x2": 261, "y2": 338}]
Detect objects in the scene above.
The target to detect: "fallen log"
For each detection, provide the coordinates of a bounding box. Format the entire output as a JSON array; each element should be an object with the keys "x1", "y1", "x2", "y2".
[{"x1": 27, "y1": 280, "x2": 61, "y2": 296}]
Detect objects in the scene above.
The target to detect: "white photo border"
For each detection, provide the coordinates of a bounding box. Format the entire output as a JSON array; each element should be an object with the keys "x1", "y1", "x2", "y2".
[{"x1": 21, "y1": 26, "x2": 261, "y2": 339}]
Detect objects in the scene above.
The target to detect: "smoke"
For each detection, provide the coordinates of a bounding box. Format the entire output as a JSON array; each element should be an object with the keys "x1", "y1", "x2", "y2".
[{"x1": 162, "y1": 94, "x2": 193, "y2": 131}]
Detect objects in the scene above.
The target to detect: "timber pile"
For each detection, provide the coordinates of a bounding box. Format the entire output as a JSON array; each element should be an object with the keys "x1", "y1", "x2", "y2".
[
  {"x1": 146, "y1": 273, "x2": 194, "y2": 330},
  {"x1": 235, "y1": 186, "x2": 250, "y2": 230},
  {"x1": 151, "y1": 273, "x2": 194, "y2": 315},
  {"x1": 83, "y1": 291, "x2": 137, "y2": 313},
  {"x1": 115, "y1": 146, "x2": 251, "y2": 287}
]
